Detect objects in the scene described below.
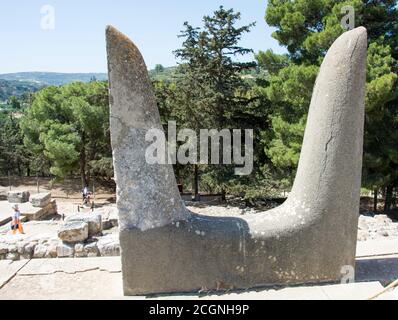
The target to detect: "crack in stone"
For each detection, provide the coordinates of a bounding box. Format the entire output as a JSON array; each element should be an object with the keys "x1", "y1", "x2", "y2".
[
  {"x1": 18, "y1": 267, "x2": 122, "y2": 277},
  {"x1": 0, "y1": 259, "x2": 30, "y2": 290}
]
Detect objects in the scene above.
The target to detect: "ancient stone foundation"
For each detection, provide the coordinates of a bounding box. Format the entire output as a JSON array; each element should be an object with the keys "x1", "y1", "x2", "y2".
[{"x1": 106, "y1": 26, "x2": 367, "y2": 295}]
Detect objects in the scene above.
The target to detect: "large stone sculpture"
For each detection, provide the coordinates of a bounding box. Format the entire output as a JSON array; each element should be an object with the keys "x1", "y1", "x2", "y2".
[{"x1": 106, "y1": 25, "x2": 367, "y2": 295}]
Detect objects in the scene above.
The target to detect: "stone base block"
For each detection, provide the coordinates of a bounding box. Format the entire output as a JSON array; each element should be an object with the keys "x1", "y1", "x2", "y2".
[{"x1": 120, "y1": 214, "x2": 354, "y2": 295}]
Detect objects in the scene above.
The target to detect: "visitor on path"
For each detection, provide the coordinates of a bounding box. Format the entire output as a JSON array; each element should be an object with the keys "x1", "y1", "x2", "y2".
[
  {"x1": 82, "y1": 186, "x2": 89, "y2": 199},
  {"x1": 82, "y1": 186, "x2": 92, "y2": 207},
  {"x1": 82, "y1": 186, "x2": 89, "y2": 202},
  {"x1": 11, "y1": 204, "x2": 24, "y2": 234}
]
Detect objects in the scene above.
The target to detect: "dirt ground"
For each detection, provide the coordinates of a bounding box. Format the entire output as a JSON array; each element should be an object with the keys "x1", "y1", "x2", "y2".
[
  {"x1": 1, "y1": 177, "x2": 396, "y2": 215},
  {"x1": 1, "y1": 177, "x2": 398, "y2": 243},
  {"x1": 0, "y1": 176, "x2": 116, "y2": 205}
]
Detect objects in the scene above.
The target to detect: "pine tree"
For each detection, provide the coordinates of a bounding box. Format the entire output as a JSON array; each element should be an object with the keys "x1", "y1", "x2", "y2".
[
  {"x1": 21, "y1": 81, "x2": 111, "y2": 186},
  {"x1": 173, "y1": 6, "x2": 256, "y2": 199},
  {"x1": 259, "y1": 0, "x2": 398, "y2": 204}
]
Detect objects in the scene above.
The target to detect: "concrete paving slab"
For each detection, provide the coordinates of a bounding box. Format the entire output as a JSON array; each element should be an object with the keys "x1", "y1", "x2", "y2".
[
  {"x1": 18, "y1": 256, "x2": 121, "y2": 275},
  {"x1": 150, "y1": 282, "x2": 395, "y2": 300},
  {"x1": 392, "y1": 288, "x2": 398, "y2": 299},
  {"x1": 0, "y1": 257, "x2": 395, "y2": 300},
  {"x1": 0, "y1": 269, "x2": 123, "y2": 300},
  {"x1": 320, "y1": 281, "x2": 395, "y2": 300},
  {"x1": 0, "y1": 260, "x2": 30, "y2": 289},
  {"x1": 356, "y1": 239, "x2": 398, "y2": 257}
]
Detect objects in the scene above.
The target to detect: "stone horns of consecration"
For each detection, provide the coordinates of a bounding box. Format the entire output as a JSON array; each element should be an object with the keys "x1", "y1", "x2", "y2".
[
  {"x1": 106, "y1": 25, "x2": 188, "y2": 232},
  {"x1": 106, "y1": 25, "x2": 367, "y2": 295}
]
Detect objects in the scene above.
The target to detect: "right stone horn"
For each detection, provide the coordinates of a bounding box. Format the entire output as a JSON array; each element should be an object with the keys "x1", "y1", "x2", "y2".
[{"x1": 108, "y1": 26, "x2": 367, "y2": 295}]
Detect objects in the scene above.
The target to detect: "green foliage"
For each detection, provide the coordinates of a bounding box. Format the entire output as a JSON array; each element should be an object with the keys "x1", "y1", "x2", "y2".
[
  {"x1": 0, "y1": 112, "x2": 29, "y2": 175},
  {"x1": 21, "y1": 81, "x2": 110, "y2": 185},
  {"x1": 89, "y1": 157, "x2": 114, "y2": 181},
  {"x1": 0, "y1": 79, "x2": 42, "y2": 102},
  {"x1": 149, "y1": 66, "x2": 177, "y2": 82},
  {"x1": 259, "y1": 0, "x2": 398, "y2": 188},
  {"x1": 170, "y1": 6, "x2": 259, "y2": 196},
  {"x1": 7, "y1": 96, "x2": 21, "y2": 110}
]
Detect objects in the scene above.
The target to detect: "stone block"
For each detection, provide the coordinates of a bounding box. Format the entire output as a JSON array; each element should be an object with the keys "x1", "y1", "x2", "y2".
[
  {"x1": 65, "y1": 214, "x2": 102, "y2": 236},
  {"x1": 8, "y1": 190, "x2": 30, "y2": 203},
  {"x1": 56, "y1": 243, "x2": 75, "y2": 258},
  {"x1": 0, "y1": 188, "x2": 7, "y2": 201},
  {"x1": 30, "y1": 192, "x2": 51, "y2": 208},
  {"x1": 58, "y1": 221, "x2": 89, "y2": 243}
]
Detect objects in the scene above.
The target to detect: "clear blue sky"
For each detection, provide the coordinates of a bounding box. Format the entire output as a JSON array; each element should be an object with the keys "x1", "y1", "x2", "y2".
[{"x1": 0, "y1": 0, "x2": 285, "y2": 73}]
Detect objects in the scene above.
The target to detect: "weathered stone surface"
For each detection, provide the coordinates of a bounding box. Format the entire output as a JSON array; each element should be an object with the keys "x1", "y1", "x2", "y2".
[
  {"x1": 33, "y1": 244, "x2": 48, "y2": 259},
  {"x1": 58, "y1": 221, "x2": 89, "y2": 243},
  {"x1": 23, "y1": 243, "x2": 36, "y2": 258},
  {"x1": 0, "y1": 244, "x2": 8, "y2": 255},
  {"x1": 56, "y1": 243, "x2": 75, "y2": 258},
  {"x1": 45, "y1": 244, "x2": 58, "y2": 258},
  {"x1": 5, "y1": 252, "x2": 19, "y2": 261},
  {"x1": 30, "y1": 192, "x2": 51, "y2": 208},
  {"x1": 0, "y1": 188, "x2": 7, "y2": 201},
  {"x1": 107, "y1": 26, "x2": 367, "y2": 295},
  {"x1": 106, "y1": 26, "x2": 187, "y2": 233},
  {"x1": 65, "y1": 214, "x2": 102, "y2": 236},
  {"x1": 8, "y1": 190, "x2": 30, "y2": 204},
  {"x1": 101, "y1": 207, "x2": 119, "y2": 230},
  {"x1": 0, "y1": 260, "x2": 29, "y2": 289},
  {"x1": 16, "y1": 243, "x2": 26, "y2": 255},
  {"x1": 97, "y1": 234, "x2": 120, "y2": 257},
  {"x1": 74, "y1": 243, "x2": 87, "y2": 258},
  {"x1": 84, "y1": 241, "x2": 99, "y2": 257},
  {"x1": 8, "y1": 245, "x2": 17, "y2": 253}
]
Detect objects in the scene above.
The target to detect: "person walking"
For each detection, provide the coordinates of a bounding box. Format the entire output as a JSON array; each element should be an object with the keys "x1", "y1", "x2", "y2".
[{"x1": 11, "y1": 204, "x2": 24, "y2": 234}]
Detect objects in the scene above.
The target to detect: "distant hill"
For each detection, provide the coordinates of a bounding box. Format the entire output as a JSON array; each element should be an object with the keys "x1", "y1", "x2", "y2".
[
  {"x1": 0, "y1": 72, "x2": 108, "y2": 86},
  {"x1": 0, "y1": 66, "x2": 258, "y2": 103},
  {"x1": 0, "y1": 79, "x2": 43, "y2": 102},
  {"x1": 0, "y1": 72, "x2": 109, "y2": 103}
]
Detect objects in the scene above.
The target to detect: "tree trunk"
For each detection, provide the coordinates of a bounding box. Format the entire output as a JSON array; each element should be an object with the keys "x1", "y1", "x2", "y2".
[
  {"x1": 80, "y1": 149, "x2": 88, "y2": 188},
  {"x1": 221, "y1": 189, "x2": 226, "y2": 202},
  {"x1": 384, "y1": 185, "x2": 393, "y2": 212},
  {"x1": 373, "y1": 189, "x2": 378, "y2": 213},
  {"x1": 193, "y1": 164, "x2": 200, "y2": 201}
]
